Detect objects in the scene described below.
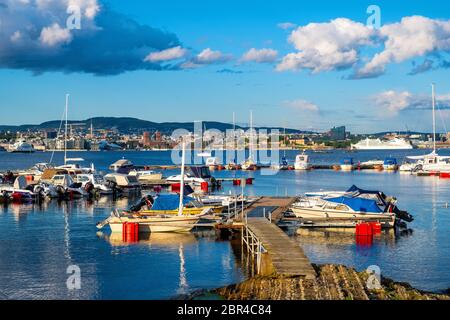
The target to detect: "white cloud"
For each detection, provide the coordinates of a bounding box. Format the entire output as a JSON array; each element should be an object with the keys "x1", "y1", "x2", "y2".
[
  {"x1": 39, "y1": 23, "x2": 72, "y2": 46},
  {"x1": 10, "y1": 31, "x2": 22, "y2": 42},
  {"x1": 277, "y1": 18, "x2": 375, "y2": 73},
  {"x1": 356, "y1": 16, "x2": 450, "y2": 78},
  {"x1": 277, "y1": 22, "x2": 296, "y2": 30},
  {"x1": 277, "y1": 16, "x2": 450, "y2": 77},
  {"x1": 196, "y1": 48, "x2": 232, "y2": 64},
  {"x1": 372, "y1": 89, "x2": 450, "y2": 115},
  {"x1": 284, "y1": 99, "x2": 319, "y2": 112},
  {"x1": 373, "y1": 90, "x2": 413, "y2": 114},
  {"x1": 241, "y1": 48, "x2": 278, "y2": 63},
  {"x1": 144, "y1": 46, "x2": 188, "y2": 62},
  {"x1": 180, "y1": 48, "x2": 232, "y2": 69}
]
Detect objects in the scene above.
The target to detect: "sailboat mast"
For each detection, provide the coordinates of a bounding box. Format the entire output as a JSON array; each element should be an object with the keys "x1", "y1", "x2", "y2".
[
  {"x1": 64, "y1": 94, "x2": 69, "y2": 165},
  {"x1": 178, "y1": 139, "x2": 186, "y2": 216},
  {"x1": 431, "y1": 83, "x2": 436, "y2": 153},
  {"x1": 249, "y1": 110, "x2": 253, "y2": 160}
]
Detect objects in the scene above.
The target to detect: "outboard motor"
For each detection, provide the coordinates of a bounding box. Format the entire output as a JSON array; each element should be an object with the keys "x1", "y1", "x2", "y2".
[
  {"x1": 393, "y1": 207, "x2": 414, "y2": 223},
  {"x1": 129, "y1": 195, "x2": 154, "y2": 212},
  {"x1": 84, "y1": 182, "x2": 95, "y2": 193}
]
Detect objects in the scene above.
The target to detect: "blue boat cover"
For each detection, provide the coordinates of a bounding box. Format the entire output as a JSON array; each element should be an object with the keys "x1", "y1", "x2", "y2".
[
  {"x1": 151, "y1": 194, "x2": 195, "y2": 211},
  {"x1": 340, "y1": 158, "x2": 354, "y2": 165},
  {"x1": 384, "y1": 157, "x2": 398, "y2": 165},
  {"x1": 327, "y1": 196, "x2": 382, "y2": 213},
  {"x1": 346, "y1": 185, "x2": 379, "y2": 195}
]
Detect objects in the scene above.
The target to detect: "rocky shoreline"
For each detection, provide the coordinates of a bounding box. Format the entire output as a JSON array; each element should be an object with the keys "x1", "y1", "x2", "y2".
[{"x1": 213, "y1": 264, "x2": 449, "y2": 300}]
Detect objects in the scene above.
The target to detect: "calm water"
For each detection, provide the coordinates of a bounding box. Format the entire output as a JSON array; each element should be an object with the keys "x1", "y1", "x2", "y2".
[{"x1": 0, "y1": 149, "x2": 449, "y2": 298}]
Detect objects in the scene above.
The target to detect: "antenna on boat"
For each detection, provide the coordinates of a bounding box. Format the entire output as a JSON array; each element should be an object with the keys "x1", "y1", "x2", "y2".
[
  {"x1": 64, "y1": 93, "x2": 69, "y2": 165},
  {"x1": 432, "y1": 83, "x2": 436, "y2": 153},
  {"x1": 178, "y1": 138, "x2": 186, "y2": 217}
]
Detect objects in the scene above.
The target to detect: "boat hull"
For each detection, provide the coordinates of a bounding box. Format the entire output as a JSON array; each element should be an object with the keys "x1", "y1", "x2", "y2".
[
  {"x1": 340, "y1": 165, "x2": 354, "y2": 171},
  {"x1": 139, "y1": 206, "x2": 222, "y2": 216},
  {"x1": 291, "y1": 207, "x2": 395, "y2": 227},
  {"x1": 109, "y1": 217, "x2": 199, "y2": 233}
]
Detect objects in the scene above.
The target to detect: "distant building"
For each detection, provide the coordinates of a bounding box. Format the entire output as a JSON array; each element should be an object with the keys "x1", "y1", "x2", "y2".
[
  {"x1": 45, "y1": 131, "x2": 57, "y2": 139},
  {"x1": 329, "y1": 126, "x2": 346, "y2": 140},
  {"x1": 155, "y1": 131, "x2": 162, "y2": 142},
  {"x1": 143, "y1": 131, "x2": 151, "y2": 146}
]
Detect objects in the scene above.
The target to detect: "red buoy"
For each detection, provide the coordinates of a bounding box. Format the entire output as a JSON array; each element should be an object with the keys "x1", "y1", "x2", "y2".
[
  {"x1": 200, "y1": 182, "x2": 208, "y2": 192},
  {"x1": 171, "y1": 183, "x2": 181, "y2": 193},
  {"x1": 370, "y1": 222, "x2": 382, "y2": 234},
  {"x1": 355, "y1": 222, "x2": 373, "y2": 236}
]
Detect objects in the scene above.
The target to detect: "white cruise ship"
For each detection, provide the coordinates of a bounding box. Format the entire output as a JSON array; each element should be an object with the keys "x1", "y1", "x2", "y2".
[{"x1": 351, "y1": 138, "x2": 413, "y2": 150}]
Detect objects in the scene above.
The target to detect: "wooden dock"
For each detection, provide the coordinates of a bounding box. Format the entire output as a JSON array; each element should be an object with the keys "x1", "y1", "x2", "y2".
[
  {"x1": 245, "y1": 217, "x2": 316, "y2": 279},
  {"x1": 236, "y1": 196, "x2": 316, "y2": 280}
]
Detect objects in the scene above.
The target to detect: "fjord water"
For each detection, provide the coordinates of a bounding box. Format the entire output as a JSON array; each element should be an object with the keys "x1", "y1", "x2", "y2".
[{"x1": 0, "y1": 149, "x2": 449, "y2": 298}]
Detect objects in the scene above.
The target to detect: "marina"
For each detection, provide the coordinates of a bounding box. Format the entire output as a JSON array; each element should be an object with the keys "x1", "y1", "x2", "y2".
[
  {"x1": 1, "y1": 149, "x2": 450, "y2": 299},
  {"x1": 1, "y1": 0, "x2": 450, "y2": 306}
]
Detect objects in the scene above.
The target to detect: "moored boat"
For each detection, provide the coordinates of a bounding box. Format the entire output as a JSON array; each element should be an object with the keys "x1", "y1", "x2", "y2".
[
  {"x1": 383, "y1": 158, "x2": 398, "y2": 171},
  {"x1": 291, "y1": 196, "x2": 396, "y2": 227},
  {"x1": 340, "y1": 158, "x2": 355, "y2": 171},
  {"x1": 294, "y1": 151, "x2": 311, "y2": 170}
]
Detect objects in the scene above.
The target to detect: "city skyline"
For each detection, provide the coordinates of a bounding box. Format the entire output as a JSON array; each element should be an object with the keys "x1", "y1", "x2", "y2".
[{"x1": 1, "y1": 0, "x2": 450, "y2": 133}]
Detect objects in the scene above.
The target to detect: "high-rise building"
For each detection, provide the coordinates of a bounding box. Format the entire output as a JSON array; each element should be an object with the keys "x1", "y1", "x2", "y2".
[{"x1": 329, "y1": 126, "x2": 346, "y2": 141}]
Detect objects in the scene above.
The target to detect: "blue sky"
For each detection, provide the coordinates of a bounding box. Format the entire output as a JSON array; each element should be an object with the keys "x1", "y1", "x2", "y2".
[{"x1": 0, "y1": 0, "x2": 449, "y2": 133}]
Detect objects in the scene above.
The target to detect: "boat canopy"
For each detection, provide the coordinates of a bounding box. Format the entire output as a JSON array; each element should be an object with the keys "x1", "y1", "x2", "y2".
[
  {"x1": 346, "y1": 185, "x2": 379, "y2": 195},
  {"x1": 384, "y1": 157, "x2": 397, "y2": 165},
  {"x1": 151, "y1": 194, "x2": 195, "y2": 211},
  {"x1": 188, "y1": 166, "x2": 212, "y2": 178},
  {"x1": 340, "y1": 158, "x2": 354, "y2": 165},
  {"x1": 327, "y1": 196, "x2": 382, "y2": 213}
]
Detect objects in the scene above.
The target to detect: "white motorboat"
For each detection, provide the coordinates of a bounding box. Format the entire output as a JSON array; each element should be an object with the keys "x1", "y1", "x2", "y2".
[
  {"x1": 56, "y1": 158, "x2": 94, "y2": 174},
  {"x1": 76, "y1": 173, "x2": 113, "y2": 195},
  {"x1": 51, "y1": 174, "x2": 88, "y2": 198},
  {"x1": 109, "y1": 158, "x2": 135, "y2": 173},
  {"x1": 383, "y1": 158, "x2": 398, "y2": 171},
  {"x1": 205, "y1": 157, "x2": 222, "y2": 170},
  {"x1": 241, "y1": 158, "x2": 257, "y2": 170},
  {"x1": 129, "y1": 170, "x2": 163, "y2": 182},
  {"x1": 8, "y1": 140, "x2": 35, "y2": 153},
  {"x1": 291, "y1": 196, "x2": 396, "y2": 227},
  {"x1": 104, "y1": 173, "x2": 141, "y2": 192},
  {"x1": 302, "y1": 185, "x2": 414, "y2": 224},
  {"x1": 294, "y1": 151, "x2": 311, "y2": 170},
  {"x1": 340, "y1": 158, "x2": 355, "y2": 171},
  {"x1": 166, "y1": 166, "x2": 213, "y2": 186},
  {"x1": 360, "y1": 159, "x2": 383, "y2": 166}
]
